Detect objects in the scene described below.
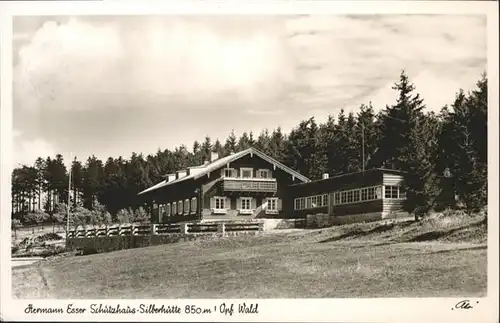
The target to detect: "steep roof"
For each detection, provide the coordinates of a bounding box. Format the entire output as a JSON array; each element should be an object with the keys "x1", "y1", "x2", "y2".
[{"x1": 138, "y1": 147, "x2": 310, "y2": 195}]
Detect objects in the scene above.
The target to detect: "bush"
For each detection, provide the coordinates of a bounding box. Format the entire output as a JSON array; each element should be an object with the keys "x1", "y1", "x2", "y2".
[
  {"x1": 133, "y1": 207, "x2": 149, "y2": 224},
  {"x1": 36, "y1": 232, "x2": 63, "y2": 242},
  {"x1": 117, "y1": 208, "x2": 133, "y2": 224}
]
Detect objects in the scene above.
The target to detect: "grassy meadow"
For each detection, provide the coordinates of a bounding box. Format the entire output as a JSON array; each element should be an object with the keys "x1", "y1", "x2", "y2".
[{"x1": 12, "y1": 212, "x2": 487, "y2": 299}]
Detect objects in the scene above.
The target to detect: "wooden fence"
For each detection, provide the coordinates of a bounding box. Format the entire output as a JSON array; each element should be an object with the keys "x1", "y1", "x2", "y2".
[{"x1": 67, "y1": 221, "x2": 264, "y2": 238}]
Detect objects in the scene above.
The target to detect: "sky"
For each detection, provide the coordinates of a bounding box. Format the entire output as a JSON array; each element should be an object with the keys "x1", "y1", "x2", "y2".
[{"x1": 12, "y1": 14, "x2": 487, "y2": 167}]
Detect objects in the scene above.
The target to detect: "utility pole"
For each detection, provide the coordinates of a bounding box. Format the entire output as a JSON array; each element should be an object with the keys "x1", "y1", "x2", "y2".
[
  {"x1": 361, "y1": 122, "x2": 365, "y2": 172},
  {"x1": 66, "y1": 153, "x2": 72, "y2": 246}
]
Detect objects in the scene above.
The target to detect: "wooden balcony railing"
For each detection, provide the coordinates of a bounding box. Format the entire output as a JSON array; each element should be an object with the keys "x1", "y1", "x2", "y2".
[{"x1": 222, "y1": 178, "x2": 277, "y2": 192}]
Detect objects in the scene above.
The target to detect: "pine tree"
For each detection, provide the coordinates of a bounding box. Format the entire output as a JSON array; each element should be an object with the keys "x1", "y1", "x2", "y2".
[
  {"x1": 224, "y1": 130, "x2": 238, "y2": 156},
  {"x1": 375, "y1": 71, "x2": 425, "y2": 170},
  {"x1": 374, "y1": 71, "x2": 439, "y2": 214},
  {"x1": 71, "y1": 157, "x2": 84, "y2": 208},
  {"x1": 82, "y1": 155, "x2": 104, "y2": 210},
  {"x1": 212, "y1": 139, "x2": 224, "y2": 157},
  {"x1": 255, "y1": 129, "x2": 272, "y2": 155},
  {"x1": 34, "y1": 157, "x2": 46, "y2": 211},
  {"x1": 237, "y1": 132, "x2": 252, "y2": 151},
  {"x1": 200, "y1": 136, "x2": 212, "y2": 162},
  {"x1": 356, "y1": 103, "x2": 379, "y2": 170},
  {"x1": 192, "y1": 140, "x2": 203, "y2": 165},
  {"x1": 437, "y1": 75, "x2": 488, "y2": 213},
  {"x1": 332, "y1": 109, "x2": 349, "y2": 174},
  {"x1": 269, "y1": 127, "x2": 287, "y2": 163}
]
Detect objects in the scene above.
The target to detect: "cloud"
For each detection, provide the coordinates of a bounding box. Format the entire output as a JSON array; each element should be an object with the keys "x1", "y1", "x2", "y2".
[
  {"x1": 13, "y1": 134, "x2": 57, "y2": 167},
  {"x1": 282, "y1": 15, "x2": 486, "y2": 113},
  {"x1": 11, "y1": 15, "x2": 487, "y2": 163},
  {"x1": 14, "y1": 17, "x2": 296, "y2": 113}
]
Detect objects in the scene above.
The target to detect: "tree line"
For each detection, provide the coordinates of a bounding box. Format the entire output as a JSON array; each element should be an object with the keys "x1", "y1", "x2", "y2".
[{"x1": 11, "y1": 71, "x2": 488, "y2": 225}]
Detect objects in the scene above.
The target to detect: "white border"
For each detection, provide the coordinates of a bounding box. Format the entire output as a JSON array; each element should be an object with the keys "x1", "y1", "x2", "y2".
[{"x1": 1, "y1": 1, "x2": 498, "y2": 323}]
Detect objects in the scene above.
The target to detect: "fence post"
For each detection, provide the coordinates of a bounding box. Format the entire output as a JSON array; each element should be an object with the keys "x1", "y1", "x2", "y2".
[
  {"x1": 106, "y1": 225, "x2": 111, "y2": 236},
  {"x1": 180, "y1": 223, "x2": 189, "y2": 235},
  {"x1": 132, "y1": 224, "x2": 138, "y2": 236},
  {"x1": 151, "y1": 224, "x2": 158, "y2": 235},
  {"x1": 217, "y1": 222, "x2": 226, "y2": 236},
  {"x1": 258, "y1": 222, "x2": 265, "y2": 232}
]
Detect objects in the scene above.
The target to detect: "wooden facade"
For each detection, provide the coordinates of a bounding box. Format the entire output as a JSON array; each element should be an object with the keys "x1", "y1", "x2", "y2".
[
  {"x1": 139, "y1": 148, "x2": 309, "y2": 224},
  {"x1": 287, "y1": 169, "x2": 407, "y2": 223}
]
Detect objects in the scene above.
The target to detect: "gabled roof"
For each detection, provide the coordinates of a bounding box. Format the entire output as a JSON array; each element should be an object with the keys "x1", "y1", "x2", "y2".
[{"x1": 138, "y1": 147, "x2": 310, "y2": 195}]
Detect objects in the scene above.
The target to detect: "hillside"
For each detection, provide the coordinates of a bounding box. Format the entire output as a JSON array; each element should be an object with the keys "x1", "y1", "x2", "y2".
[{"x1": 12, "y1": 212, "x2": 487, "y2": 299}]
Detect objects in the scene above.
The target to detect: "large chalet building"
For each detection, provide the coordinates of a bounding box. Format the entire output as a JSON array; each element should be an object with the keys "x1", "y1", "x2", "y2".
[
  {"x1": 139, "y1": 147, "x2": 407, "y2": 224},
  {"x1": 139, "y1": 148, "x2": 310, "y2": 223}
]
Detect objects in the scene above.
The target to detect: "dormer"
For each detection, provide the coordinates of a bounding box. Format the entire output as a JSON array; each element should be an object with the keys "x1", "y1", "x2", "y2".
[
  {"x1": 166, "y1": 174, "x2": 176, "y2": 182},
  {"x1": 176, "y1": 170, "x2": 187, "y2": 179},
  {"x1": 188, "y1": 166, "x2": 206, "y2": 177}
]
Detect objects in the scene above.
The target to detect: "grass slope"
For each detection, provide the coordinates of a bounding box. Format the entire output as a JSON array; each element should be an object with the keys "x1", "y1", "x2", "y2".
[{"x1": 12, "y1": 214, "x2": 487, "y2": 299}]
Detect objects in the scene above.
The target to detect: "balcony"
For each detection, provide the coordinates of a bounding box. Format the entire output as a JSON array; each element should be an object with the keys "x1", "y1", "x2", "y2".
[{"x1": 222, "y1": 177, "x2": 277, "y2": 193}]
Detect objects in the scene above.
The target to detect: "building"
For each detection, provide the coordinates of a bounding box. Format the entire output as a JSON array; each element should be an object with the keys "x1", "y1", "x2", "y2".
[
  {"x1": 286, "y1": 168, "x2": 407, "y2": 224},
  {"x1": 138, "y1": 148, "x2": 310, "y2": 223}
]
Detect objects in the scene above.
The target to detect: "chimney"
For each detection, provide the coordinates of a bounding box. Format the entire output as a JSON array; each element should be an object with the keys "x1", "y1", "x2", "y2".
[
  {"x1": 210, "y1": 152, "x2": 219, "y2": 162},
  {"x1": 322, "y1": 173, "x2": 329, "y2": 180}
]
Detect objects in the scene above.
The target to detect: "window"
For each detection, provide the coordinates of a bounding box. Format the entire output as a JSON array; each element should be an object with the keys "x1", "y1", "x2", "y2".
[
  {"x1": 385, "y1": 186, "x2": 399, "y2": 199},
  {"x1": 215, "y1": 197, "x2": 226, "y2": 209},
  {"x1": 172, "y1": 202, "x2": 177, "y2": 215},
  {"x1": 212, "y1": 196, "x2": 227, "y2": 214},
  {"x1": 361, "y1": 188, "x2": 368, "y2": 201},
  {"x1": 347, "y1": 191, "x2": 353, "y2": 203},
  {"x1": 353, "y1": 190, "x2": 360, "y2": 203},
  {"x1": 184, "y1": 199, "x2": 190, "y2": 215},
  {"x1": 294, "y1": 198, "x2": 301, "y2": 210},
  {"x1": 241, "y1": 197, "x2": 252, "y2": 210},
  {"x1": 311, "y1": 196, "x2": 318, "y2": 208},
  {"x1": 295, "y1": 198, "x2": 305, "y2": 210},
  {"x1": 240, "y1": 168, "x2": 253, "y2": 178},
  {"x1": 258, "y1": 169, "x2": 270, "y2": 179},
  {"x1": 166, "y1": 203, "x2": 171, "y2": 216},
  {"x1": 266, "y1": 198, "x2": 278, "y2": 214},
  {"x1": 306, "y1": 197, "x2": 312, "y2": 209},
  {"x1": 190, "y1": 198, "x2": 197, "y2": 214},
  {"x1": 341, "y1": 191, "x2": 348, "y2": 204},
  {"x1": 178, "y1": 200, "x2": 183, "y2": 215},
  {"x1": 367, "y1": 187, "x2": 376, "y2": 200},
  {"x1": 334, "y1": 192, "x2": 341, "y2": 205},
  {"x1": 322, "y1": 194, "x2": 329, "y2": 207},
  {"x1": 240, "y1": 197, "x2": 253, "y2": 214},
  {"x1": 223, "y1": 168, "x2": 235, "y2": 178}
]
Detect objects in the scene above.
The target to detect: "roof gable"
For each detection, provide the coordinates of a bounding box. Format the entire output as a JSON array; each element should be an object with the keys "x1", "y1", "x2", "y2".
[{"x1": 138, "y1": 147, "x2": 310, "y2": 195}]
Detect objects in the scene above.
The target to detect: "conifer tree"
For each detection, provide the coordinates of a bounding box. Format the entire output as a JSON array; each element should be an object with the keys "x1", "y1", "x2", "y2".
[{"x1": 224, "y1": 130, "x2": 238, "y2": 156}]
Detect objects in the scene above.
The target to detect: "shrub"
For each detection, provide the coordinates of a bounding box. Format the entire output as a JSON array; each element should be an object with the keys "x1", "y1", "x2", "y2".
[
  {"x1": 133, "y1": 207, "x2": 149, "y2": 224},
  {"x1": 117, "y1": 208, "x2": 133, "y2": 224}
]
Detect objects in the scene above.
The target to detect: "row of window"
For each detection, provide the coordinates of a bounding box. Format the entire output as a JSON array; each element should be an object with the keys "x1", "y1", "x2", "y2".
[
  {"x1": 294, "y1": 194, "x2": 329, "y2": 210},
  {"x1": 293, "y1": 185, "x2": 406, "y2": 210},
  {"x1": 222, "y1": 167, "x2": 272, "y2": 179},
  {"x1": 211, "y1": 196, "x2": 280, "y2": 214},
  {"x1": 159, "y1": 197, "x2": 197, "y2": 217}
]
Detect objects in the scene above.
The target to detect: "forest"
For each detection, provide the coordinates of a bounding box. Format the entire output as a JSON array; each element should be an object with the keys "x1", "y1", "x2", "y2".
[{"x1": 11, "y1": 71, "x2": 488, "y2": 226}]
